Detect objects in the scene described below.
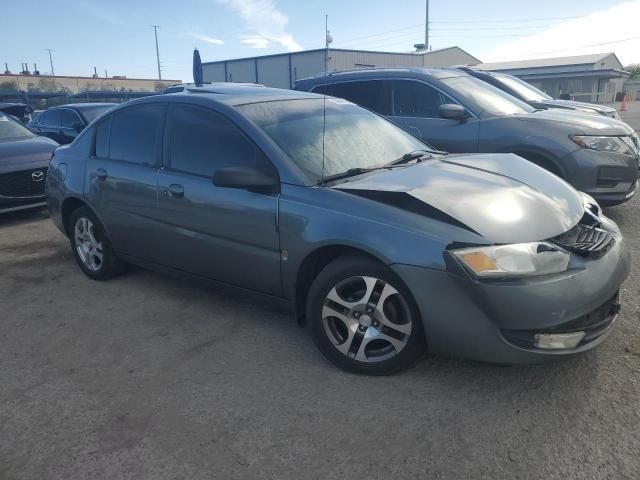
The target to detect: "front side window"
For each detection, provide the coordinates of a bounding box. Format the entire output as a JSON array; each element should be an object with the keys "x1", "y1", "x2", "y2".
[
  {"x1": 166, "y1": 104, "x2": 265, "y2": 177},
  {"x1": 392, "y1": 80, "x2": 452, "y2": 118},
  {"x1": 40, "y1": 109, "x2": 62, "y2": 127},
  {"x1": 331, "y1": 80, "x2": 392, "y2": 116},
  {"x1": 59, "y1": 109, "x2": 81, "y2": 128},
  {"x1": 109, "y1": 104, "x2": 164, "y2": 166},
  {"x1": 239, "y1": 98, "x2": 427, "y2": 184}
]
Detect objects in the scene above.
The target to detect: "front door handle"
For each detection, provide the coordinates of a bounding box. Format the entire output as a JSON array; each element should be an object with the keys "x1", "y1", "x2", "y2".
[
  {"x1": 95, "y1": 168, "x2": 107, "y2": 180},
  {"x1": 167, "y1": 184, "x2": 184, "y2": 198}
]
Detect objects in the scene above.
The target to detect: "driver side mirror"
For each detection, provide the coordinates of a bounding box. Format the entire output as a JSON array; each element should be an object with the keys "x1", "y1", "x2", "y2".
[
  {"x1": 213, "y1": 166, "x2": 279, "y2": 194},
  {"x1": 438, "y1": 104, "x2": 466, "y2": 122}
]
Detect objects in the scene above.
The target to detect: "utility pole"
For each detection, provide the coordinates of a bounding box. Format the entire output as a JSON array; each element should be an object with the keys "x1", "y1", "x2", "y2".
[
  {"x1": 105, "y1": 69, "x2": 108, "y2": 78},
  {"x1": 151, "y1": 25, "x2": 162, "y2": 80},
  {"x1": 324, "y1": 15, "x2": 333, "y2": 73},
  {"x1": 424, "y1": 0, "x2": 429, "y2": 51},
  {"x1": 46, "y1": 48, "x2": 55, "y2": 76}
]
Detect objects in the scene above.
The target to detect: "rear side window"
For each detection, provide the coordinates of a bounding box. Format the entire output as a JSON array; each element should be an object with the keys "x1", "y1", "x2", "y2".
[
  {"x1": 165, "y1": 104, "x2": 265, "y2": 178},
  {"x1": 40, "y1": 109, "x2": 62, "y2": 127},
  {"x1": 94, "y1": 117, "x2": 111, "y2": 158},
  {"x1": 393, "y1": 80, "x2": 452, "y2": 118},
  {"x1": 109, "y1": 104, "x2": 164, "y2": 166},
  {"x1": 331, "y1": 80, "x2": 392, "y2": 115}
]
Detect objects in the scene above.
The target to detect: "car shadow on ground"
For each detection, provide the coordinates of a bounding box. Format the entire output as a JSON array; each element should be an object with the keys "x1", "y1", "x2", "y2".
[{"x1": 0, "y1": 207, "x2": 49, "y2": 229}]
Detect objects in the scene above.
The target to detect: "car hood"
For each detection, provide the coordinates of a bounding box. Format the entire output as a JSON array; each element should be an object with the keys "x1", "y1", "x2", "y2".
[
  {"x1": 333, "y1": 153, "x2": 585, "y2": 244},
  {"x1": 512, "y1": 109, "x2": 633, "y2": 135},
  {"x1": 0, "y1": 136, "x2": 58, "y2": 173},
  {"x1": 541, "y1": 99, "x2": 617, "y2": 115}
]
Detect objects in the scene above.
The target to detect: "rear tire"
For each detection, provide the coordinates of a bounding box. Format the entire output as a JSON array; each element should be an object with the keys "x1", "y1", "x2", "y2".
[
  {"x1": 307, "y1": 255, "x2": 426, "y2": 375},
  {"x1": 68, "y1": 206, "x2": 124, "y2": 280}
]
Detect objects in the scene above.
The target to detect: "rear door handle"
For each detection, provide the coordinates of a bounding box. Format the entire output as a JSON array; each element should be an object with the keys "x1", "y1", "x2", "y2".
[
  {"x1": 167, "y1": 184, "x2": 184, "y2": 198},
  {"x1": 95, "y1": 168, "x2": 107, "y2": 180}
]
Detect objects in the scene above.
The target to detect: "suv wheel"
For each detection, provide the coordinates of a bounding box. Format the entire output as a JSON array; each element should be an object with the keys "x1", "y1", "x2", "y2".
[
  {"x1": 69, "y1": 207, "x2": 124, "y2": 280},
  {"x1": 307, "y1": 255, "x2": 426, "y2": 375}
]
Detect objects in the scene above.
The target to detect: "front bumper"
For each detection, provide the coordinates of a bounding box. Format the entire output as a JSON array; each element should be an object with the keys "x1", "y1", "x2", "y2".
[
  {"x1": 392, "y1": 232, "x2": 630, "y2": 364},
  {"x1": 567, "y1": 148, "x2": 639, "y2": 206},
  {"x1": 0, "y1": 195, "x2": 46, "y2": 214}
]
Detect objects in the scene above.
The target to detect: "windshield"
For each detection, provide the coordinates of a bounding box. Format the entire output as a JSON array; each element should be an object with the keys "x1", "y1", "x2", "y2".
[
  {"x1": 239, "y1": 98, "x2": 428, "y2": 184},
  {"x1": 492, "y1": 73, "x2": 552, "y2": 102},
  {"x1": 80, "y1": 105, "x2": 114, "y2": 124},
  {"x1": 0, "y1": 114, "x2": 34, "y2": 140},
  {"x1": 441, "y1": 75, "x2": 535, "y2": 116}
]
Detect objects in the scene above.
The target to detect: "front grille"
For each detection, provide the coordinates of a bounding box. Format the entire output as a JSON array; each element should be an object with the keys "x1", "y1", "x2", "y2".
[
  {"x1": 502, "y1": 292, "x2": 620, "y2": 349},
  {"x1": 0, "y1": 168, "x2": 48, "y2": 198},
  {"x1": 552, "y1": 223, "x2": 613, "y2": 257}
]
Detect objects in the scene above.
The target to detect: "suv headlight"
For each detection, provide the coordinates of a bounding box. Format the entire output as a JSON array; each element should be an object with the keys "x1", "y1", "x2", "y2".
[
  {"x1": 570, "y1": 135, "x2": 634, "y2": 155},
  {"x1": 452, "y1": 242, "x2": 570, "y2": 278}
]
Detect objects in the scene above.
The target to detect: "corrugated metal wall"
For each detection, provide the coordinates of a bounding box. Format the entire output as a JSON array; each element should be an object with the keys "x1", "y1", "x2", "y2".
[
  {"x1": 201, "y1": 48, "x2": 480, "y2": 88},
  {"x1": 257, "y1": 56, "x2": 291, "y2": 89}
]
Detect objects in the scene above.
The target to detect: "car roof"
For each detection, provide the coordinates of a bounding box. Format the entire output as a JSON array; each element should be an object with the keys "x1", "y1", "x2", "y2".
[
  {"x1": 165, "y1": 84, "x2": 322, "y2": 106},
  {"x1": 296, "y1": 67, "x2": 468, "y2": 86},
  {"x1": 58, "y1": 103, "x2": 117, "y2": 110}
]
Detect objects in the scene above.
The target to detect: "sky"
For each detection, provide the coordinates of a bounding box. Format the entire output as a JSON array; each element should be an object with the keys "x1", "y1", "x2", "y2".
[{"x1": 3, "y1": 0, "x2": 640, "y2": 83}]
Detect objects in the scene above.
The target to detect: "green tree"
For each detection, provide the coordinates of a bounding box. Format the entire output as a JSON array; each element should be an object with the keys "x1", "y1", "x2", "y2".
[
  {"x1": 0, "y1": 80, "x2": 18, "y2": 91},
  {"x1": 625, "y1": 64, "x2": 640, "y2": 79}
]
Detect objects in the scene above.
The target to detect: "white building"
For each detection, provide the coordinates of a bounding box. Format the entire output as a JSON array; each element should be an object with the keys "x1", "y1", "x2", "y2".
[{"x1": 202, "y1": 47, "x2": 480, "y2": 89}]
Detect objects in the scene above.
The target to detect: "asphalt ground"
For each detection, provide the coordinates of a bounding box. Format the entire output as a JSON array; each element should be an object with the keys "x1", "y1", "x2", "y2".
[{"x1": 1, "y1": 196, "x2": 639, "y2": 480}]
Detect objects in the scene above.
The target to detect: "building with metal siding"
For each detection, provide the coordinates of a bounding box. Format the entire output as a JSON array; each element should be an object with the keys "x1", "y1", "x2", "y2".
[
  {"x1": 202, "y1": 47, "x2": 480, "y2": 89},
  {"x1": 475, "y1": 53, "x2": 629, "y2": 103}
]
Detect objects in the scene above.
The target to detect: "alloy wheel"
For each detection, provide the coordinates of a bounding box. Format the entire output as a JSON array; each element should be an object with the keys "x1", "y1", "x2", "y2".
[
  {"x1": 74, "y1": 217, "x2": 103, "y2": 272},
  {"x1": 321, "y1": 275, "x2": 413, "y2": 363}
]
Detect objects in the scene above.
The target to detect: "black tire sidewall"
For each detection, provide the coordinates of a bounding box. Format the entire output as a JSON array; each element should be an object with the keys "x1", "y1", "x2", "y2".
[
  {"x1": 68, "y1": 206, "x2": 122, "y2": 280},
  {"x1": 307, "y1": 255, "x2": 426, "y2": 375}
]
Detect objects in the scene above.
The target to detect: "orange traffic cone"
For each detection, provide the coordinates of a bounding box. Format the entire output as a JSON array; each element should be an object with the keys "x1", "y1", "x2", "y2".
[{"x1": 620, "y1": 94, "x2": 628, "y2": 112}]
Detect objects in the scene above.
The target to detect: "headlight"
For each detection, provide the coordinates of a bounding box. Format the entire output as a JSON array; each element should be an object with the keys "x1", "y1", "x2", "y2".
[
  {"x1": 611, "y1": 112, "x2": 621, "y2": 120},
  {"x1": 452, "y1": 242, "x2": 570, "y2": 278},
  {"x1": 570, "y1": 135, "x2": 634, "y2": 155}
]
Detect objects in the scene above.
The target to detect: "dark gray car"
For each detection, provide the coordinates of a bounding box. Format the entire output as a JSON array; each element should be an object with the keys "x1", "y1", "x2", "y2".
[
  {"x1": 459, "y1": 67, "x2": 621, "y2": 119},
  {"x1": 46, "y1": 86, "x2": 629, "y2": 374},
  {"x1": 295, "y1": 68, "x2": 639, "y2": 206},
  {"x1": 0, "y1": 113, "x2": 58, "y2": 213}
]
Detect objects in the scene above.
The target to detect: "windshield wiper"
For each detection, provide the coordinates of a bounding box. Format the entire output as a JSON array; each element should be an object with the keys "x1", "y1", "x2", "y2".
[
  {"x1": 386, "y1": 149, "x2": 443, "y2": 167},
  {"x1": 318, "y1": 167, "x2": 375, "y2": 185}
]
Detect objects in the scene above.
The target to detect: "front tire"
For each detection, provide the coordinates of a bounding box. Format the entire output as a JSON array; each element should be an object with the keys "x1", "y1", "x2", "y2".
[
  {"x1": 68, "y1": 206, "x2": 124, "y2": 280},
  {"x1": 307, "y1": 255, "x2": 426, "y2": 375}
]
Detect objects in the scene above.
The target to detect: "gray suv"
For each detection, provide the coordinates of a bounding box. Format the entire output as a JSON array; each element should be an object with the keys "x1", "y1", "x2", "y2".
[
  {"x1": 46, "y1": 86, "x2": 629, "y2": 374},
  {"x1": 295, "y1": 68, "x2": 639, "y2": 206}
]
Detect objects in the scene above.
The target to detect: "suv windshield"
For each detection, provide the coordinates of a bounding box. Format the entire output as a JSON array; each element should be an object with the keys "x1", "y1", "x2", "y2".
[
  {"x1": 0, "y1": 114, "x2": 34, "y2": 140},
  {"x1": 441, "y1": 75, "x2": 535, "y2": 116},
  {"x1": 492, "y1": 73, "x2": 552, "y2": 102},
  {"x1": 239, "y1": 98, "x2": 428, "y2": 184}
]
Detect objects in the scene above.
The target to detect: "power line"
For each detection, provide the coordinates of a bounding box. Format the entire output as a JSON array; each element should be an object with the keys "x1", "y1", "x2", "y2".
[
  {"x1": 430, "y1": 15, "x2": 583, "y2": 24},
  {"x1": 522, "y1": 36, "x2": 640, "y2": 57}
]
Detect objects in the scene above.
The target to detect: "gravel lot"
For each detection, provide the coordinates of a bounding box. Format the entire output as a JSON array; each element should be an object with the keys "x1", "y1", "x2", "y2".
[{"x1": 1, "y1": 198, "x2": 639, "y2": 480}]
